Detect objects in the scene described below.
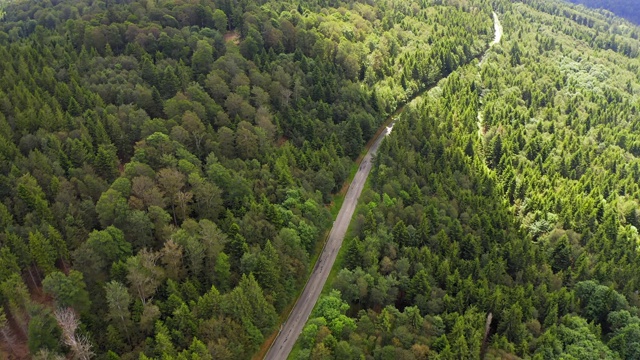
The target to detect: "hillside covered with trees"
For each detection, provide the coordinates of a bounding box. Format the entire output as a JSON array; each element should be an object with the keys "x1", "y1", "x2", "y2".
[
  {"x1": 5, "y1": 0, "x2": 640, "y2": 358},
  {"x1": 295, "y1": 0, "x2": 640, "y2": 359},
  {"x1": 0, "y1": 0, "x2": 496, "y2": 358}
]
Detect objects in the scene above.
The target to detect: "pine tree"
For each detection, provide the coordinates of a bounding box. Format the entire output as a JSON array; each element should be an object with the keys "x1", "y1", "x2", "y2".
[
  {"x1": 214, "y1": 252, "x2": 231, "y2": 292},
  {"x1": 29, "y1": 231, "x2": 57, "y2": 276},
  {"x1": 552, "y1": 235, "x2": 572, "y2": 273},
  {"x1": 345, "y1": 237, "x2": 363, "y2": 270},
  {"x1": 0, "y1": 247, "x2": 20, "y2": 283},
  {"x1": 392, "y1": 220, "x2": 410, "y2": 246},
  {"x1": 255, "y1": 240, "x2": 280, "y2": 297},
  {"x1": 159, "y1": 66, "x2": 180, "y2": 99},
  {"x1": 343, "y1": 120, "x2": 363, "y2": 159},
  {"x1": 226, "y1": 223, "x2": 248, "y2": 272},
  {"x1": 67, "y1": 96, "x2": 82, "y2": 116},
  {"x1": 409, "y1": 269, "x2": 431, "y2": 301},
  {"x1": 140, "y1": 55, "x2": 158, "y2": 86}
]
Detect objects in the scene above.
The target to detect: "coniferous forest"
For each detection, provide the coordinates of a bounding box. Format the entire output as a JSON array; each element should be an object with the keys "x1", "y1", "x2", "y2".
[{"x1": 1, "y1": 0, "x2": 640, "y2": 359}]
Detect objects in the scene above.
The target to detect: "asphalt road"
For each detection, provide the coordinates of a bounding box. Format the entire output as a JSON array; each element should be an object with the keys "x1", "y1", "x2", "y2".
[
  {"x1": 265, "y1": 13, "x2": 502, "y2": 360},
  {"x1": 263, "y1": 123, "x2": 395, "y2": 360}
]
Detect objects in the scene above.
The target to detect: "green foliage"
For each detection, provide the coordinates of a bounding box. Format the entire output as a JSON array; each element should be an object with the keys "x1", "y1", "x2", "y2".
[
  {"x1": 0, "y1": 247, "x2": 20, "y2": 283},
  {"x1": 221, "y1": 273, "x2": 277, "y2": 337},
  {"x1": 3, "y1": 0, "x2": 640, "y2": 358},
  {"x1": 27, "y1": 305, "x2": 62, "y2": 354},
  {"x1": 28, "y1": 231, "x2": 57, "y2": 275},
  {"x1": 42, "y1": 270, "x2": 91, "y2": 313},
  {"x1": 105, "y1": 280, "x2": 132, "y2": 345},
  {"x1": 74, "y1": 226, "x2": 131, "y2": 284},
  {"x1": 310, "y1": 290, "x2": 356, "y2": 337},
  {"x1": 534, "y1": 316, "x2": 618, "y2": 359},
  {"x1": 575, "y1": 281, "x2": 628, "y2": 330}
]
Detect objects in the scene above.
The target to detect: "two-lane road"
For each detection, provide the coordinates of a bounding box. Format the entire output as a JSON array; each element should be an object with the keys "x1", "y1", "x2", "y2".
[{"x1": 263, "y1": 123, "x2": 395, "y2": 360}]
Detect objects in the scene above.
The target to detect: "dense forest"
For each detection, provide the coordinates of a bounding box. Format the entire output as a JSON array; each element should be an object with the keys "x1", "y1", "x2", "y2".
[
  {"x1": 0, "y1": 0, "x2": 496, "y2": 358},
  {"x1": 295, "y1": 0, "x2": 640, "y2": 359},
  {"x1": 568, "y1": 0, "x2": 640, "y2": 25},
  {"x1": 5, "y1": 0, "x2": 640, "y2": 358}
]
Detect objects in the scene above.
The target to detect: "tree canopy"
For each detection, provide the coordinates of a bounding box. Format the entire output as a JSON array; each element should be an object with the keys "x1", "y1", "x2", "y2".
[{"x1": 3, "y1": 0, "x2": 640, "y2": 358}]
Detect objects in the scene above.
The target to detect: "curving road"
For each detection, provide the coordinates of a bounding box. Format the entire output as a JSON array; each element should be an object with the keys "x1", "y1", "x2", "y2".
[
  {"x1": 264, "y1": 12, "x2": 502, "y2": 360},
  {"x1": 491, "y1": 12, "x2": 503, "y2": 46}
]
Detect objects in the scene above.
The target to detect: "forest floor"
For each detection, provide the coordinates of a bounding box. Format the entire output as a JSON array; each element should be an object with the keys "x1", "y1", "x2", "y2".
[
  {"x1": 2, "y1": 268, "x2": 55, "y2": 359},
  {"x1": 223, "y1": 31, "x2": 240, "y2": 44}
]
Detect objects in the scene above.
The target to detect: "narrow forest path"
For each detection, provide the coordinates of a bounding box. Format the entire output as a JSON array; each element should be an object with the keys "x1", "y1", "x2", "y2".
[
  {"x1": 492, "y1": 12, "x2": 503, "y2": 46},
  {"x1": 479, "y1": 12, "x2": 503, "y2": 66},
  {"x1": 263, "y1": 12, "x2": 503, "y2": 360},
  {"x1": 477, "y1": 12, "x2": 502, "y2": 141}
]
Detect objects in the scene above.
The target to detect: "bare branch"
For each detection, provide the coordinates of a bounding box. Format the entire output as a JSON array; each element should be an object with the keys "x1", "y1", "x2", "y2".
[
  {"x1": 54, "y1": 308, "x2": 94, "y2": 360},
  {"x1": 0, "y1": 325, "x2": 18, "y2": 354},
  {"x1": 54, "y1": 307, "x2": 78, "y2": 341},
  {"x1": 0, "y1": 307, "x2": 18, "y2": 355},
  {"x1": 32, "y1": 348, "x2": 66, "y2": 360}
]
